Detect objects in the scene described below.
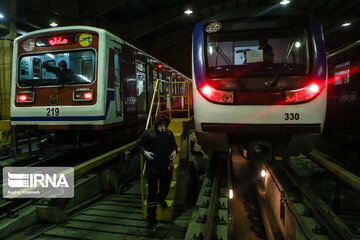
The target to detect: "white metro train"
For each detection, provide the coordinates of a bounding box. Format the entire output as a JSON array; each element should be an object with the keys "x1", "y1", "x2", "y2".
[{"x1": 192, "y1": 11, "x2": 327, "y2": 157}]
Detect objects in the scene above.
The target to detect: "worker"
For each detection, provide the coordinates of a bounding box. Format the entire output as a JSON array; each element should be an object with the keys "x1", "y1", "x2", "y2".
[
  {"x1": 43, "y1": 60, "x2": 75, "y2": 83},
  {"x1": 137, "y1": 113, "x2": 177, "y2": 231},
  {"x1": 259, "y1": 39, "x2": 274, "y2": 63}
]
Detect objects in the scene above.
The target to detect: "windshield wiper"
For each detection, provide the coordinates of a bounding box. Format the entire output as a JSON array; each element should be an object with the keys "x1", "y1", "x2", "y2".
[
  {"x1": 265, "y1": 40, "x2": 295, "y2": 87},
  {"x1": 213, "y1": 37, "x2": 246, "y2": 89},
  {"x1": 215, "y1": 47, "x2": 232, "y2": 66},
  {"x1": 57, "y1": 80, "x2": 76, "y2": 89}
]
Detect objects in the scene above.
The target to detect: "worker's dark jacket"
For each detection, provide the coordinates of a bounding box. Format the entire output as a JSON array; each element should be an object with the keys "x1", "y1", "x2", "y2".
[{"x1": 137, "y1": 115, "x2": 177, "y2": 175}]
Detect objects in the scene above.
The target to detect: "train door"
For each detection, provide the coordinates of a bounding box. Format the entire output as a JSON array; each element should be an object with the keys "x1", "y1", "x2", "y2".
[
  {"x1": 136, "y1": 60, "x2": 147, "y2": 118},
  {"x1": 108, "y1": 45, "x2": 123, "y2": 120},
  {"x1": 114, "y1": 49, "x2": 123, "y2": 118}
]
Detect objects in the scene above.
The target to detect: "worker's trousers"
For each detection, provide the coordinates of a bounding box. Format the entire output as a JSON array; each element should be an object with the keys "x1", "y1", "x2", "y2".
[{"x1": 146, "y1": 173, "x2": 172, "y2": 221}]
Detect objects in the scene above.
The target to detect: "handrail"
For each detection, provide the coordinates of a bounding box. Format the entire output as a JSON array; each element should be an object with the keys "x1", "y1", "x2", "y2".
[{"x1": 145, "y1": 79, "x2": 160, "y2": 130}]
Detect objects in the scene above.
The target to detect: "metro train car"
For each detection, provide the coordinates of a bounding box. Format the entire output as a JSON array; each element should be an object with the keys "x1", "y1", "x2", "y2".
[
  {"x1": 192, "y1": 10, "x2": 327, "y2": 156},
  {"x1": 10, "y1": 26, "x2": 190, "y2": 142},
  {"x1": 326, "y1": 40, "x2": 360, "y2": 139}
]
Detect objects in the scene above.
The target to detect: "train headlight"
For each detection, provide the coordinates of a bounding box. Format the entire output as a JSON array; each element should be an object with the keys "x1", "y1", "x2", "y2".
[
  {"x1": 73, "y1": 89, "x2": 94, "y2": 102},
  {"x1": 200, "y1": 85, "x2": 234, "y2": 104},
  {"x1": 16, "y1": 91, "x2": 35, "y2": 103},
  {"x1": 308, "y1": 83, "x2": 320, "y2": 93}
]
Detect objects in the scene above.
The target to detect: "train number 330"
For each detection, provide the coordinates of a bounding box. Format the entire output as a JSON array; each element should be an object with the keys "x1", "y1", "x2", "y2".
[
  {"x1": 284, "y1": 113, "x2": 300, "y2": 120},
  {"x1": 46, "y1": 108, "x2": 60, "y2": 116}
]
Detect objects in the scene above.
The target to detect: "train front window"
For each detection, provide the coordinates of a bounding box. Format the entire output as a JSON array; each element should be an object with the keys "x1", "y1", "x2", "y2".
[
  {"x1": 18, "y1": 50, "x2": 95, "y2": 87},
  {"x1": 205, "y1": 25, "x2": 310, "y2": 90},
  {"x1": 206, "y1": 29, "x2": 309, "y2": 76}
]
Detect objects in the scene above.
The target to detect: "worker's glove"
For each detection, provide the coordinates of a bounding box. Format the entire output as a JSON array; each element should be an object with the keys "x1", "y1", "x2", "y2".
[
  {"x1": 169, "y1": 150, "x2": 177, "y2": 161},
  {"x1": 143, "y1": 150, "x2": 155, "y2": 160}
]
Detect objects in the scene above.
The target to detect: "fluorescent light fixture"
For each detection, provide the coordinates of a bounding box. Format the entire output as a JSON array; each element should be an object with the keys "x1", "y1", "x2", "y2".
[
  {"x1": 342, "y1": 22, "x2": 351, "y2": 27},
  {"x1": 280, "y1": 0, "x2": 291, "y2": 5},
  {"x1": 295, "y1": 41, "x2": 301, "y2": 48},
  {"x1": 50, "y1": 22, "x2": 58, "y2": 27},
  {"x1": 229, "y1": 189, "x2": 234, "y2": 199},
  {"x1": 184, "y1": 9, "x2": 193, "y2": 15},
  {"x1": 261, "y1": 169, "x2": 266, "y2": 178},
  {"x1": 0, "y1": 13, "x2": 4, "y2": 19}
]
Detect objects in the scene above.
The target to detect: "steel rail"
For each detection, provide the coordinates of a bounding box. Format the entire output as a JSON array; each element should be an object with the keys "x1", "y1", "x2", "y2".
[
  {"x1": 74, "y1": 141, "x2": 137, "y2": 177},
  {"x1": 204, "y1": 156, "x2": 223, "y2": 240},
  {"x1": 307, "y1": 149, "x2": 360, "y2": 192},
  {"x1": 276, "y1": 161, "x2": 355, "y2": 240}
]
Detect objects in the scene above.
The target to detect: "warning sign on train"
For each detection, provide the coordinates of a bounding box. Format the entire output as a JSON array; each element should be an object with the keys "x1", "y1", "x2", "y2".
[
  {"x1": 79, "y1": 33, "x2": 93, "y2": 47},
  {"x1": 50, "y1": 94, "x2": 59, "y2": 105}
]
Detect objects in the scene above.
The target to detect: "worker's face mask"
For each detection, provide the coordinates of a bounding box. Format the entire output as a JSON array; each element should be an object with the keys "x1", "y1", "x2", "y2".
[
  {"x1": 59, "y1": 65, "x2": 64, "y2": 71},
  {"x1": 157, "y1": 123, "x2": 166, "y2": 132}
]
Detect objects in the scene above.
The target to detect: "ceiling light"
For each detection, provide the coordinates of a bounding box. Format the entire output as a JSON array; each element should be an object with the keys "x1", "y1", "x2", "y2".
[
  {"x1": 295, "y1": 41, "x2": 301, "y2": 48},
  {"x1": 0, "y1": 13, "x2": 4, "y2": 19},
  {"x1": 261, "y1": 169, "x2": 266, "y2": 178},
  {"x1": 342, "y1": 22, "x2": 351, "y2": 27},
  {"x1": 50, "y1": 22, "x2": 58, "y2": 27},
  {"x1": 280, "y1": 0, "x2": 291, "y2": 5},
  {"x1": 184, "y1": 9, "x2": 193, "y2": 15}
]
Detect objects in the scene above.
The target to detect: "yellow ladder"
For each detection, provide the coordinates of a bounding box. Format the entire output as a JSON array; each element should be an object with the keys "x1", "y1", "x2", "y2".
[{"x1": 141, "y1": 78, "x2": 191, "y2": 221}]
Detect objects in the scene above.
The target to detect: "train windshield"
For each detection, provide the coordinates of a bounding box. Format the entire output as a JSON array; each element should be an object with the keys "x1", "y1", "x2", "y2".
[
  {"x1": 18, "y1": 50, "x2": 95, "y2": 87},
  {"x1": 205, "y1": 18, "x2": 311, "y2": 89}
]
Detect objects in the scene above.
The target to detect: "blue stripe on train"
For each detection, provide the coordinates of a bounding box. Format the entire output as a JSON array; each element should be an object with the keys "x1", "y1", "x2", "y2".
[
  {"x1": 11, "y1": 116, "x2": 105, "y2": 121},
  {"x1": 11, "y1": 90, "x2": 116, "y2": 122}
]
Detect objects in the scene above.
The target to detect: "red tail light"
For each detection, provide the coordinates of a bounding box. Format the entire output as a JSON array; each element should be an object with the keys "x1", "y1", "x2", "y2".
[
  {"x1": 73, "y1": 89, "x2": 94, "y2": 102},
  {"x1": 16, "y1": 92, "x2": 35, "y2": 103},
  {"x1": 18, "y1": 94, "x2": 28, "y2": 102},
  {"x1": 84, "y1": 92, "x2": 93, "y2": 100},
  {"x1": 200, "y1": 85, "x2": 234, "y2": 103},
  {"x1": 285, "y1": 83, "x2": 321, "y2": 103}
]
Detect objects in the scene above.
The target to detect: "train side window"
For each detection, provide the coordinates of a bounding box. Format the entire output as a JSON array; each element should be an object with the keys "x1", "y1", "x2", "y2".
[
  {"x1": 32, "y1": 57, "x2": 42, "y2": 79},
  {"x1": 153, "y1": 69, "x2": 158, "y2": 90},
  {"x1": 334, "y1": 61, "x2": 350, "y2": 86},
  {"x1": 136, "y1": 60, "x2": 147, "y2": 117}
]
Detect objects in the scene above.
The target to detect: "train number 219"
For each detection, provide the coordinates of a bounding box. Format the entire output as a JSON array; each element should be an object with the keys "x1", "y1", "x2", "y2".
[
  {"x1": 284, "y1": 113, "x2": 299, "y2": 120},
  {"x1": 46, "y1": 108, "x2": 60, "y2": 116}
]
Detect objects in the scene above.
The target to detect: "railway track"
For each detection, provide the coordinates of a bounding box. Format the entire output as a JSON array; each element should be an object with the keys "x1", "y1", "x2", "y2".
[
  {"x1": 0, "y1": 141, "x2": 119, "y2": 219},
  {"x1": 254, "y1": 149, "x2": 360, "y2": 240},
  {"x1": 11, "y1": 180, "x2": 192, "y2": 240},
  {"x1": 186, "y1": 148, "x2": 266, "y2": 240},
  {"x1": 3, "y1": 137, "x2": 360, "y2": 240},
  {"x1": 185, "y1": 155, "x2": 228, "y2": 240},
  {"x1": 185, "y1": 145, "x2": 360, "y2": 240}
]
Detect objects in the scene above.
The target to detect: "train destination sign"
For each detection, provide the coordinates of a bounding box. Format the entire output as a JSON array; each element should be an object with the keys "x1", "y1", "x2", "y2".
[{"x1": 36, "y1": 35, "x2": 77, "y2": 47}]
